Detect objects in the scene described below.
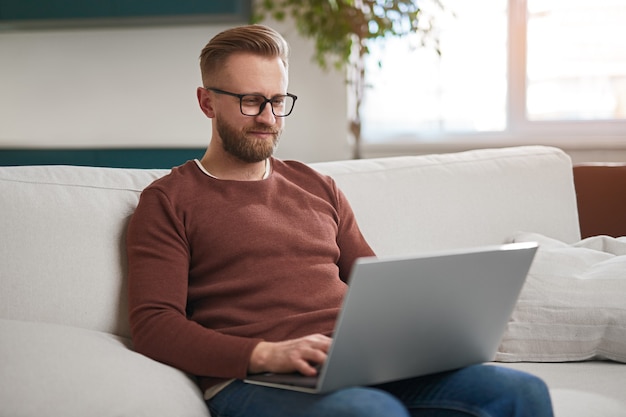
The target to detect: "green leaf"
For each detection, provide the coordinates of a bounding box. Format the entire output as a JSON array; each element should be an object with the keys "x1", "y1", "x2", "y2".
[{"x1": 252, "y1": 0, "x2": 447, "y2": 72}]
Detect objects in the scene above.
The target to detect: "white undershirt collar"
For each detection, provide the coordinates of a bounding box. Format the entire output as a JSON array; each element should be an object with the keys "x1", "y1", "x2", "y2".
[{"x1": 194, "y1": 158, "x2": 271, "y2": 180}]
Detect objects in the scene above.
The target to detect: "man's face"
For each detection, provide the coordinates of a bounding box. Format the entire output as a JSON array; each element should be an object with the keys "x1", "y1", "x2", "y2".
[{"x1": 211, "y1": 53, "x2": 289, "y2": 163}]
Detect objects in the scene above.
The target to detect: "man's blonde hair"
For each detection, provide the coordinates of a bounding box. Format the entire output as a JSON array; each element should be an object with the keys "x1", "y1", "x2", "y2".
[{"x1": 199, "y1": 24, "x2": 289, "y2": 87}]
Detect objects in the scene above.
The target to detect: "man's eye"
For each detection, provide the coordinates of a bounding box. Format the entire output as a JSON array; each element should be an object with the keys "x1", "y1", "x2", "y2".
[
  {"x1": 243, "y1": 96, "x2": 263, "y2": 106},
  {"x1": 271, "y1": 97, "x2": 286, "y2": 106}
]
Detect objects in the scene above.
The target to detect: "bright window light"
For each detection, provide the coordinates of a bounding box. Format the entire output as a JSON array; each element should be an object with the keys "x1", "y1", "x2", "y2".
[
  {"x1": 526, "y1": 0, "x2": 626, "y2": 121},
  {"x1": 361, "y1": 0, "x2": 626, "y2": 143}
]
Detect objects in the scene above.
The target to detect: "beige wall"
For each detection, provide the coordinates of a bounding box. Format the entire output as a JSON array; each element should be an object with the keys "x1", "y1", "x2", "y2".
[{"x1": 0, "y1": 21, "x2": 351, "y2": 163}]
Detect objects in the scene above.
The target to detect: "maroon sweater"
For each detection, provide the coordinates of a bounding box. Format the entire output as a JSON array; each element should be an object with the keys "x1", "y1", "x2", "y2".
[{"x1": 126, "y1": 159, "x2": 374, "y2": 392}]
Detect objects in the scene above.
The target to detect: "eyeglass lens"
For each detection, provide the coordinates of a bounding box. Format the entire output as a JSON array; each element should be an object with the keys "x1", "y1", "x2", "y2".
[{"x1": 240, "y1": 95, "x2": 295, "y2": 117}]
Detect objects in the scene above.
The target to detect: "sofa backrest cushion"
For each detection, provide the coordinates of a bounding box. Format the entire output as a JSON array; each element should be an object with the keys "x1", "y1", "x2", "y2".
[
  {"x1": 0, "y1": 145, "x2": 580, "y2": 337},
  {"x1": 0, "y1": 166, "x2": 167, "y2": 338},
  {"x1": 311, "y1": 145, "x2": 580, "y2": 256}
]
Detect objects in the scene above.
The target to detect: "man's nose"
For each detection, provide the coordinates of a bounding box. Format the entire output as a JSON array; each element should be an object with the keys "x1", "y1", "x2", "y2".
[{"x1": 255, "y1": 102, "x2": 276, "y2": 124}]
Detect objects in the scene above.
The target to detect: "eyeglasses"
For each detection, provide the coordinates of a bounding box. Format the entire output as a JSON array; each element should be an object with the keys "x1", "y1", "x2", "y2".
[{"x1": 205, "y1": 87, "x2": 297, "y2": 117}]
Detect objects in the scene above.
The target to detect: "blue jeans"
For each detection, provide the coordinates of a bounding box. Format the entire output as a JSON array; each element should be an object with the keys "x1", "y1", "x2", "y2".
[{"x1": 206, "y1": 364, "x2": 554, "y2": 417}]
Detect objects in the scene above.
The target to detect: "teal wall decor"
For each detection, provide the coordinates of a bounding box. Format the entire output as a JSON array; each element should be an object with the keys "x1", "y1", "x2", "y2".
[{"x1": 0, "y1": 0, "x2": 251, "y2": 29}]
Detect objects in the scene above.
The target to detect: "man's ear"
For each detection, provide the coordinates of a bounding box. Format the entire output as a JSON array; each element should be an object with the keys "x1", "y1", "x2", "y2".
[{"x1": 197, "y1": 87, "x2": 215, "y2": 118}]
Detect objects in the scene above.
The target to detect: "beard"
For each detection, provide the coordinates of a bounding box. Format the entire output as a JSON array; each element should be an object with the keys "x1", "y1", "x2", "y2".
[{"x1": 216, "y1": 118, "x2": 281, "y2": 163}]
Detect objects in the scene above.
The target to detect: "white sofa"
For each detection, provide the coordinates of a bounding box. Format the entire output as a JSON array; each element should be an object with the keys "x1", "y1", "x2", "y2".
[{"x1": 1, "y1": 145, "x2": 624, "y2": 416}]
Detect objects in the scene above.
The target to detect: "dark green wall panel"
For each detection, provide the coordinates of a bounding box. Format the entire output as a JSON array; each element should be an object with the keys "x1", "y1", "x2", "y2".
[
  {"x1": 0, "y1": 0, "x2": 251, "y2": 26},
  {"x1": 0, "y1": 148, "x2": 205, "y2": 169}
]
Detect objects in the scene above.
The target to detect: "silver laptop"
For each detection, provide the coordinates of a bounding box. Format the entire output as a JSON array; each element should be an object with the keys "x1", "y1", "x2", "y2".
[{"x1": 244, "y1": 241, "x2": 538, "y2": 394}]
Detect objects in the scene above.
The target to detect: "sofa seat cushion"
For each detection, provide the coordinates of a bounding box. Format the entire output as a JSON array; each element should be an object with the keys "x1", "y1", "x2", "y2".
[
  {"x1": 0, "y1": 319, "x2": 209, "y2": 417},
  {"x1": 497, "y1": 233, "x2": 626, "y2": 363},
  {"x1": 496, "y1": 362, "x2": 626, "y2": 417}
]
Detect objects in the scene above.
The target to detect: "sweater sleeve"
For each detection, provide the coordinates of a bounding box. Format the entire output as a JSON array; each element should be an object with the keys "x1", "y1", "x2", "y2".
[{"x1": 126, "y1": 187, "x2": 262, "y2": 379}]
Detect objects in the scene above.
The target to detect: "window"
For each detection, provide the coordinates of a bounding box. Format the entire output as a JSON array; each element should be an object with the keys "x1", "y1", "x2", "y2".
[
  {"x1": 526, "y1": 0, "x2": 626, "y2": 121},
  {"x1": 361, "y1": 0, "x2": 626, "y2": 144}
]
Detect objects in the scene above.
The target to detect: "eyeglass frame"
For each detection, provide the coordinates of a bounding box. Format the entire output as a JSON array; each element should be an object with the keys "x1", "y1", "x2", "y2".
[{"x1": 205, "y1": 87, "x2": 298, "y2": 117}]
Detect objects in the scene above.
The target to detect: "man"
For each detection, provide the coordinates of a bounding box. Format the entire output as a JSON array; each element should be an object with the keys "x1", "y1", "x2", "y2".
[{"x1": 127, "y1": 24, "x2": 554, "y2": 417}]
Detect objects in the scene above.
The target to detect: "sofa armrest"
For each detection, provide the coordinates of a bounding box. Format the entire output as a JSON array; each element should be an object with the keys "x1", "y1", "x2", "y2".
[{"x1": 573, "y1": 163, "x2": 626, "y2": 238}]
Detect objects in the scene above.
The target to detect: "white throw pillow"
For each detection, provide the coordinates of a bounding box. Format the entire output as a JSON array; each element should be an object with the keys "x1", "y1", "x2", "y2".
[{"x1": 496, "y1": 232, "x2": 626, "y2": 363}]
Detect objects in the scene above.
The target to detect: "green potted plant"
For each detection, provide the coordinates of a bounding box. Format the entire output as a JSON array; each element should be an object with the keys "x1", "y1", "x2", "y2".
[{"x1": 253, "y1": 0, "x2": 444, "y2": 159}]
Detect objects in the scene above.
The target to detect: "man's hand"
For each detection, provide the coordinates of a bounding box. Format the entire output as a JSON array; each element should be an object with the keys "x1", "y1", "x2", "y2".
[{"x1": 248, "y1": 334, "x2": 332, "y2": 376}]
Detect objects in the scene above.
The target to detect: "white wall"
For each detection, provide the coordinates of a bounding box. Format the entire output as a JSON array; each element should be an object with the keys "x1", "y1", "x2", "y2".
[{"x1": 0, "y1": 20, "x2": 351, "y2": 162}]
